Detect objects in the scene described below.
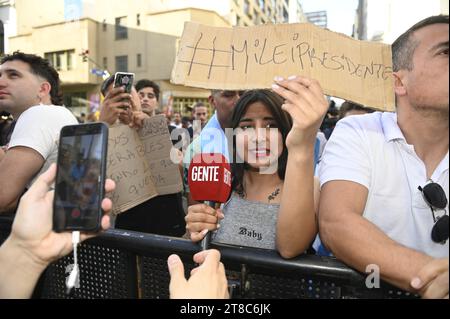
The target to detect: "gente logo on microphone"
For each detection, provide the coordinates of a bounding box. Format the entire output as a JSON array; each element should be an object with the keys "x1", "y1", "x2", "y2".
[{"x1": 190, "y1": 166, "x2": 220, "y2": 182}]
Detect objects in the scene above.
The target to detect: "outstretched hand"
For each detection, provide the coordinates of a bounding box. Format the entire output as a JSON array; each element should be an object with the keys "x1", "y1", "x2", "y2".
[
  {"x1": 168, "y1": 249, "x2": 229, "y2": 299},
  {"x1": 9, "y1": 163, "x2": 115, "y2": 268}
]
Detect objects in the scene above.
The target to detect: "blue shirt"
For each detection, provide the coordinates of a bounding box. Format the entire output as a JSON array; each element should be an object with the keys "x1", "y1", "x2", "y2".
[
  {"x1": 183, "y1": 112, "x2": 230, "y2": 192},
  {"x1": 199, "y1": 112, "x2": 230, "y2": 160}
]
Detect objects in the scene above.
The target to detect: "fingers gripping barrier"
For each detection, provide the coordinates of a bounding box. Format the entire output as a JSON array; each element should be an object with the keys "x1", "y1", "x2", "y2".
[{"x1": 0, "y1": 217, "x2": 418, "y2": 299}]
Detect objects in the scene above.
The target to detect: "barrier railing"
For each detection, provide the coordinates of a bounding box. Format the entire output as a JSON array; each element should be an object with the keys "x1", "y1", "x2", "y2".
[{"x1": 0, "y1": 216, "x2": 418, "y2": 299}]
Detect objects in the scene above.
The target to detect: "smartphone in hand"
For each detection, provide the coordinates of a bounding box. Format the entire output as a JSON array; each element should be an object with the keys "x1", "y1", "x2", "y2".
[
  {"x1": 53, "y1": 123, "x2": 108, "y2": 233},
  {"x1": 113, "y1": 72, "x2": 135, "y2": 110}
]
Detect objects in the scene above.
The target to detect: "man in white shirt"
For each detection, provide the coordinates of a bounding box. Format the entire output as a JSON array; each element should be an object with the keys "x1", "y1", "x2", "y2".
[
  {"x1": 171, "y1": 111, "x2": 183, "y2": 129},
  {"x1": 318, "y1": 15, "x2": 449, "y2": 298},
  {"x1": 0, "y1": 52, "x2": 78, "y2": 213}
]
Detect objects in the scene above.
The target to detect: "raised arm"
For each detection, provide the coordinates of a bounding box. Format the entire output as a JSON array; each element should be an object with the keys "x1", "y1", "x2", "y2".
[{"x1": 272, "y1": 76, "x2": 328, "y2": 258}]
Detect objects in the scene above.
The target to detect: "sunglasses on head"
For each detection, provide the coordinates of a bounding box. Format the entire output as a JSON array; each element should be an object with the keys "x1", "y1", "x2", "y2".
[{"x1": 418, "y1": 182, "x2": 449, "y2": 244}]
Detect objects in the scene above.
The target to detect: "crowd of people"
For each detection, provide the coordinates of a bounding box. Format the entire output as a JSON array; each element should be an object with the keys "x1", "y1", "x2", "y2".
[{"x1": 0, "y1": 15, "x2": 448, "y2": 299}]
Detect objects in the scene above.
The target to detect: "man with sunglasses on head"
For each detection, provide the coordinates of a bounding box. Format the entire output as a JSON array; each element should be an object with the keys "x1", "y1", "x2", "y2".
[{"x1": 318, "y1": 15, "x2": 449, "y2": 298}]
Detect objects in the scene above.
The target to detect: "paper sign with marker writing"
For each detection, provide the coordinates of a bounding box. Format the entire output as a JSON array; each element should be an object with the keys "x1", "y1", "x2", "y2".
[
  {"x1": 107, "y1": 115, "x2": 183, "y2": 215},
  {"x1": 137, "y1": 116, "x2": 184, "y2": 195},
  {"x1": 171, "y1": 22, "x2": 395, "y2": 112}
]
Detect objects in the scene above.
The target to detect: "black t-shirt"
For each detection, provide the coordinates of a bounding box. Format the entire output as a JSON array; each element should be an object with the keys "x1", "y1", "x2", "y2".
[{"x1": 115, "y1": 192, "x2": 186, "y2": 237}]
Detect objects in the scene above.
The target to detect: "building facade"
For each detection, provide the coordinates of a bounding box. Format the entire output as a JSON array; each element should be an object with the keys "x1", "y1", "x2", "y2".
[
  {"x1": 0, "y1": 0, "x2": 16, "y2": 55},
  {"x1": 7, "y1": 0, "x2": 305, "y2": 116},
  {"x1": 304, "y1": 11, "x2": 328, "y2": 29},
  {"x1": 355, "y1": 0, "x2": 449, "y2": 43},
  {"x1": 353, "y1": 0, "x2": 367, "y2": 40}
]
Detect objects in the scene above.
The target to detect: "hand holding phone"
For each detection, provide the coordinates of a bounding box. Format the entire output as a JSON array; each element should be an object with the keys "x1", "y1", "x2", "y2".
[
  {"x1": 53, "y1": 123, "x2": 109, "y2": 233},
  {"x1": 114, "y1": 72, "x2": 135, "y2": 110}
]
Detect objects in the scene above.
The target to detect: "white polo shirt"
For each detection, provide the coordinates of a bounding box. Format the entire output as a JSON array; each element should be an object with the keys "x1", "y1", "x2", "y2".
[{"x1": 319, "y1": 112, "x2": 449, "y2": 258}]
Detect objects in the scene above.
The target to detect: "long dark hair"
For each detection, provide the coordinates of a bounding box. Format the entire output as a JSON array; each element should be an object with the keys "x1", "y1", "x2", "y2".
[{"x1": 229, "y1": 90, "x2": 292, "y2": 196}]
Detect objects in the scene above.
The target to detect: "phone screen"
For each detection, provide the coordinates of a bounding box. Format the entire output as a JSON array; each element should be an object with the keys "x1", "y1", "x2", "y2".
[{"x1": 53, "y1": 124, "x2": 108, "y2": 232}]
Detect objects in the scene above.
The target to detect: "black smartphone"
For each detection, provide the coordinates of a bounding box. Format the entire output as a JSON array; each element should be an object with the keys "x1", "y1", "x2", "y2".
[
  {"x1": 53, "y1": 123, "x2": 109, "y2": 233},
  {"x1": 114, "y1": 72, "x2": 134, "y2": 93},
  {"x1": 113, "y1": 72, "x2": 135, "y2": 110}
]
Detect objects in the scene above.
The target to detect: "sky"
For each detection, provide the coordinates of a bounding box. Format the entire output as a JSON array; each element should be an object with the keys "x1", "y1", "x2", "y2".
[
  {"x1": 299, "y1": 0, "x2": 359, "y2": 106},
  {"x1": 366, "y1": 0, "x2": 447, "y2": 43},
  {"x1": 300, "y1": 0, "x2": 359, "y2": 36},
  {"x1": 300, "y1": 0, "x2": 448, "y2": 42}
]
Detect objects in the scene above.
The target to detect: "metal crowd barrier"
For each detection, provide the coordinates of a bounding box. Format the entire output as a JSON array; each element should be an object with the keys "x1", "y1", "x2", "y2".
[{"x1": 0, "y1": 216, "x2": 418, "y2": 299}]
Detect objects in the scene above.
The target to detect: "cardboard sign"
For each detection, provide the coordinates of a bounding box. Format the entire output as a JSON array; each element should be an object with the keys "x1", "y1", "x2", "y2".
[
  {"x1": 171, "y1": 22, "x2": 395, "y2": 112},
  {"x1": 107, "y1": 115, "x2": 183, "y2": 214}
]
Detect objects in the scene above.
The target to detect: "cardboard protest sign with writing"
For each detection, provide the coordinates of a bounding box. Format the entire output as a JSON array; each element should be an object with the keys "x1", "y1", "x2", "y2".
[
  {"x1": 107, "y1": 115, "x2": 183, "y2": 214},
  {"x1": 171, "y1": 22, "x2": 395, "y2": 112}
]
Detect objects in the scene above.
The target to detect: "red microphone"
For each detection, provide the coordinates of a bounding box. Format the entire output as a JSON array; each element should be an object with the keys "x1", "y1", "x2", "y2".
[{"x1": 188, "y1": 153, "x2": 232, "y2": 250}]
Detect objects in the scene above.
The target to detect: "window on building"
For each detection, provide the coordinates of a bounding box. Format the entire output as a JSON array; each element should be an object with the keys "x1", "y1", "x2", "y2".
[
  {"x1": 283, "y1": 8, "x2": 289, "y2": 22},
  {"x1": 45, "y1": 50, "x2": 75, "y2": 71},
  {"x1": 63, "y1": 91, "x2": 88, "y2": 115},
  {"x1": 137, "y1": 54, "x2": 142, "y2": 68},
  {"x1": 258, "y1": 0, "x2": 265, "y2": 10},
  {"x1": 115, "y1": 55, "x2": 128, "y2": 72},
  {"x1": 0, "y1": 21, "x2": 4, "y2": 55},
  {"x1": 67, "y1": 51, "x2": 73, "y2": 70},
  {"x1": 244, "y1": 0, "x2": 250, "y2": 15},
  {"x1": 115, "y1": 16, "x2": 128, "y2": 40},
  {"x1": 103, "y1": 57, "x2": 108, "y2": 70},
  {"x1": 102, "y1": 19, "x2": 107, "y2": 32},
  {"x1": 137, "y1": 14, "x2": 141, "y2": 26},
  {"x1": 254, "y1": 10, "x2": 260, "y2": 24},
  {"x1": 172, "y1": 97, "x2": 210, "y2": 116}
]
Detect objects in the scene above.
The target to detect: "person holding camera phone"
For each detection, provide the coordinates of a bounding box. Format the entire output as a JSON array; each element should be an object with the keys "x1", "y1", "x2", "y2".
[
  {"x1": 0, "y1": 52, "x2": 79, "y2": 214},
  {"x1": 99, "y1": 73, "x2": 149, "y2": 129},
  {"x1": 0, "y1": 164, "x2": 229, "y2": 299},
  {"x1": 99, "y1": 75, "x2": 186, "y2": 237}
]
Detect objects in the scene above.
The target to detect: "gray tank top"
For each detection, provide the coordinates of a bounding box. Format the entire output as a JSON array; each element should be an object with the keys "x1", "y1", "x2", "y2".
[{"x1": 212, "y1": 192, "x2": 280, "y2": 250}]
